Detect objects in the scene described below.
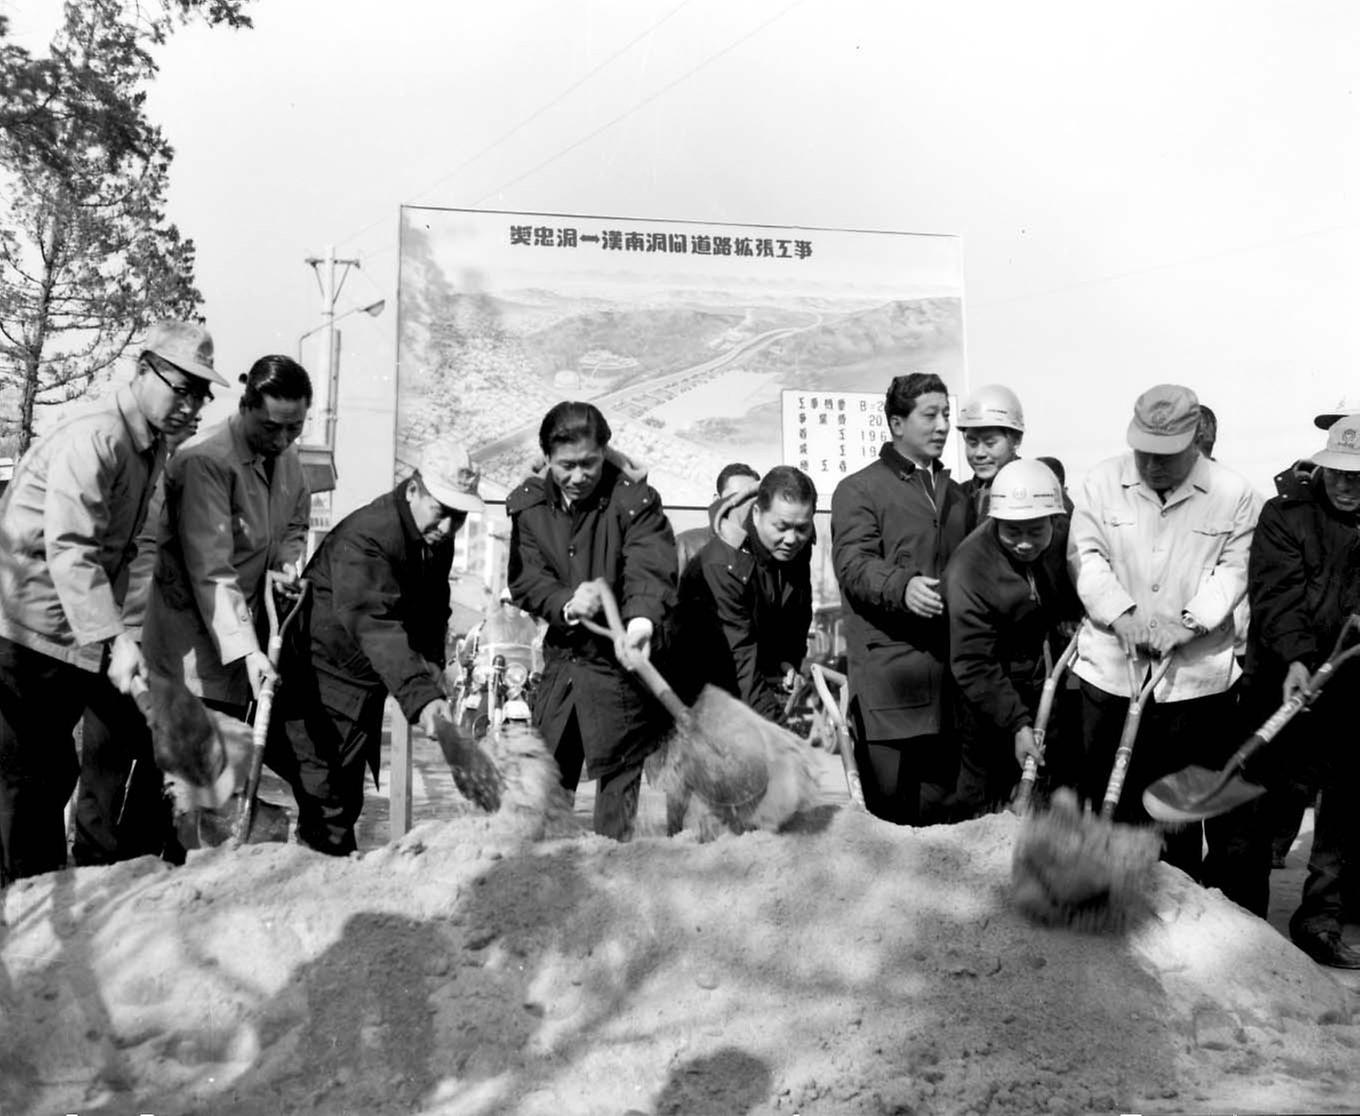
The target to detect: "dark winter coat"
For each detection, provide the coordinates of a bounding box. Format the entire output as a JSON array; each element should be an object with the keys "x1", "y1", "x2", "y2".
[
  {"x1": 675, "y1": 490, "x2": 813, "y2": 721},
  {"x1": 1247, "y1": 467, "x2": 1360, "y2": 682},
  {"x1": 943, "y1": 519, "x2": 1079, "y2": 736},
  {"x1": 830, "y1": 443, "x2": 974, "y2": 741},
  {"x1": 507, "y1": 461, "x2": 677, "y2": 778},
  {"x1": 284, "y1": 482, "x2": 452, "y2": 748}
]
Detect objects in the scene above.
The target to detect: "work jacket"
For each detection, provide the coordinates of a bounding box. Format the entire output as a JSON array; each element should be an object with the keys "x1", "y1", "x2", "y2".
[
  {"x1": 1246, "y1": 467, "x2": 1360, "y2": 682},
  {"x1": 507, "y1": 460, "x2": 676, "y2": 778},
  {"x1": 830, "y1": 443, "x2": 973, "y2": 741},
  {"x1": 0, "y1": 385, "x2": 164, "y2": 670},
  {"x1": 944, "y1": 519, "x2": 1079, "y2": 735},
  {"x1": 143, "y1": 415, "x2": 310, "y2": 706},
  {"x1": 676, "y1": 488, "x2": 812, "y2": 721},
  {"x1": 1070, "y1": 453, "x2": 1260, "y2": 702},
  {"x1": 285, "y1": 482, "x2": 451, "y2": 733}
]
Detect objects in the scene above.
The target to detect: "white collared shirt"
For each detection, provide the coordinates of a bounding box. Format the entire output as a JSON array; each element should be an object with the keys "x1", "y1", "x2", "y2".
[{"x1": 1068, "y1": 452, "x2": 1261, "y2": 701}]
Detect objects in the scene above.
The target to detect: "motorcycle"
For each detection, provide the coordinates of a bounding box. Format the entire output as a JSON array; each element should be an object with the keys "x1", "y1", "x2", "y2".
[{"x1": 451, "y1": 598, "x2": 544, "y2": 741}]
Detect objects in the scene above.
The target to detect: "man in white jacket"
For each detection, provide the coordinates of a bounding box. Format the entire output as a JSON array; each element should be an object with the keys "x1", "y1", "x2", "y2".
[{"x1": 1070, "y1": 384, "x2": 1261, "y2": 894}]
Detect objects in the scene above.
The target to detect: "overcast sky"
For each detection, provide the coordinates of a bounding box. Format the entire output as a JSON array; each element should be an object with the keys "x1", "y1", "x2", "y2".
[{"x1": 5, "y1": 0, "x2": 1357, "y2": 510}]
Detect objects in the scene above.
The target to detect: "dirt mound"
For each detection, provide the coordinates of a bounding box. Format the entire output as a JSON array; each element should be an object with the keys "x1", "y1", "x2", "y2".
[{"x1": 2, "y1": 801, "x2": 1358, "y2": 1115}]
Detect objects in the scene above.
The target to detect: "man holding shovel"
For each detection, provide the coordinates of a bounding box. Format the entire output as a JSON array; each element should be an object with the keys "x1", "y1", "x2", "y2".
[
  {"x1": 1069, "y1": 384, "x2": 1260, "y2": 899},
  {"x1": 263, "y1": 438, "x2": 484, "y2": 856},
  {"x1": 507, "y1": 401, "x2": 677, "y2": 841},
  {"x1": 0, "y1": 321, "x2": 227, "y2": 883},
  {"x1": 1242, "y1": 415, "x2": 1360, "y2": 967}
]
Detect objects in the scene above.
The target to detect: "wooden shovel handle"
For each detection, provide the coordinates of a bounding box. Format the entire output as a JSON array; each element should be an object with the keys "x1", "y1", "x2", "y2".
[
  {"x1": 1100, "y1": 653, "x2": 1174, "y2": 819},
  {"x1": 577, "y1": 580, "x2": 692, "y2": 727}
]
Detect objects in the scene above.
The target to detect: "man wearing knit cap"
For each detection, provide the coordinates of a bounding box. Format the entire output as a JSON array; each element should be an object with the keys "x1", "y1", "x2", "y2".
[
  {"x1": 0, "y1": 320, "x2": 227, "y2": 882},
  {"x1": 1069, "y1": 384, "x2": 1261, "y2": 903}
]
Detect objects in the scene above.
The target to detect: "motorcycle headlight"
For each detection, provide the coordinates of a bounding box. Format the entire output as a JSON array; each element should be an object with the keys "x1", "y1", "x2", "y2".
[
  {"x1": 471, "y1": 664, "x2": 490, "y2": 686},
  {"x1": 504, "y1": 663, "x2": 528, "y2": 687}
]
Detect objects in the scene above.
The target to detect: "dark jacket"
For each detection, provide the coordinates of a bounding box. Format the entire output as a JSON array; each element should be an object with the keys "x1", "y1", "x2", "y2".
[
  {"x1": 507, "y1": 460, "x2": 676, "y2": 777},
  {"x1": 288, "y1": 482, "x2": 451, "y2": 729},
  {"x1": 1247, "y1": 467, "x2": 1360, "y2": 680},
  {"x1": 676, "y1": 490, "x2": 812, "y2": 721},
  {"x1": 830, "y1": 443, "x2": 974, "y2": 741},
  {"x1": 944, "y1": 519, "x2": 1078, "y2": 735}
]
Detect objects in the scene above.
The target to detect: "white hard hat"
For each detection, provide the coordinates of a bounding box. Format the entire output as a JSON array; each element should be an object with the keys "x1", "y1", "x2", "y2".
[
  {"x1": 988, "y1": 459, "x2": 1064, "y2": 520},
  {"x1": 956, "y1": 384, "x2": 1025, "y2": 432},
  {"x1": 1312, "y1": 416, "x2": 1360, "y2": 472},
  {"x1": 1313, "y1": 394, "x2": 1360, "y2": 431}
]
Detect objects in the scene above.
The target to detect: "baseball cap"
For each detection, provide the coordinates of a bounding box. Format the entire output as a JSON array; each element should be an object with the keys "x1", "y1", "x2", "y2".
[
  {"x1": 1313, "y1": 394, "x2": 1360, "y2": 431},
  {"x1": 419, "y1": 439, "x2": 485, "y2": 512},
  {"x1": 1311, "y1": 416, "x2": 1360, "y2": 472},
  {"x1": 142, "y1": 320, "x2": 229, "y2": 387},
  {"x1": 1127, "y1": 384, "x2": 1200, "y2": 454}
]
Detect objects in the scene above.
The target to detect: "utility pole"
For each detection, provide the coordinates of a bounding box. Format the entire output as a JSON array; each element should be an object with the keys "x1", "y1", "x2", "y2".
[{"x1": 304, "y1": 245, "x2": 361, "y2": 453}]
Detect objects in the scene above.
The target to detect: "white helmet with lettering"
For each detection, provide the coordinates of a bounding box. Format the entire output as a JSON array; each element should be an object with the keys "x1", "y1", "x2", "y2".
[
  {"x1": 988, "y1": 459, "x2": 1064, "y2": 520},
  {"x1": 956, "y1": 384, "x2": 1025, "y2": 433}
]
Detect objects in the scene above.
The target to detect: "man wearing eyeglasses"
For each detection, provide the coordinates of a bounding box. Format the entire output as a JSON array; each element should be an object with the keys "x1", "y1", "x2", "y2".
[{"x1": 0, "y1": 320, "x2": 227, "y2": 883}]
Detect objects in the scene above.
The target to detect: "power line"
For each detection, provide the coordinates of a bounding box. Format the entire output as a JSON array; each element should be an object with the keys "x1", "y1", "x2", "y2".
[
  {"x1": 335, "y1": 0, "x2": 697, "y2": 250},
  {"x1": 471, "y1": 0, "x2": 809, "y2": 206}
]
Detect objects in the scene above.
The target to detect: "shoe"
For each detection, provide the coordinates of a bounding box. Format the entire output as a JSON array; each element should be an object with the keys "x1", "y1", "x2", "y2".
[{"x1": 1291, "y1": 926, "x2": 1360, "y2": 970}]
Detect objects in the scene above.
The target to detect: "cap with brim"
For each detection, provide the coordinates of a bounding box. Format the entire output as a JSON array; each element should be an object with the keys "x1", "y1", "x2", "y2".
[
  {"x1": 1311, "y1": 417, "x2": 1360, "y2": 472},
  {"x1": 1313, "y1": 394, "x2": 1360, "y2": 431},
  {"x1": 142, "y1": 320, "x2": 229, "y2": 387},
  {"x1": 1126, "y1": 383, "x2": 1200, "y2": 454},
  {"x1": 420, "y1": 439, "x2": 485, "y2": 512}
]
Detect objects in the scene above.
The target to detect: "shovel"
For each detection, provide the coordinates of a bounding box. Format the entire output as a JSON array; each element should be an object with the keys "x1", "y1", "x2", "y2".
[
  {"x1": 1011, "y1": 651, "x2": 1171, "y2": 927},
  {"x1": 1143, "y1": 613, "x2": 1360, "y2": 824},
  {"x1": 578, "y1": 580, "x2": 786, "y2": 827},
  {"x1": 1012, "y1": 629, "x2": 1081, "y2": 815},
  {"x1": 1101, "y1": 652, "x2": 1175, "y2": 820},
  {"x1": 809, "y1": 663, "x2": 865, "y2": 809},
  {"x1": 232, "y1": 572, "x2": 309, "y2": 847}
]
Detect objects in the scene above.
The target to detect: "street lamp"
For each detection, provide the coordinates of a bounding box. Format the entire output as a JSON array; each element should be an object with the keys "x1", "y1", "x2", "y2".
[{"x1": 296, "y1": 298, "x2": 386, "y2": 362}]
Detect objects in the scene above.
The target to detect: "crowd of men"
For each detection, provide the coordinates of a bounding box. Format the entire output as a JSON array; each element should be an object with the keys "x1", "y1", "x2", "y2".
[{"x1": 0, "y1": 320, "x2": 1355, "y2": 972}]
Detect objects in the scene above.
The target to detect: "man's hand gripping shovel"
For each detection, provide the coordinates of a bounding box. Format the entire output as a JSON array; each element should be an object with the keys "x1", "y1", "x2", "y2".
[
  {"x1": 231, "y1": 571, "x2": 309, "y2": 847},
  {"x1": 1012, "y1": 651, "x2": 1172, "y2": 928},
  {"x1": 1144, "y1": 613, "x2": 1360, "y2": 824}
]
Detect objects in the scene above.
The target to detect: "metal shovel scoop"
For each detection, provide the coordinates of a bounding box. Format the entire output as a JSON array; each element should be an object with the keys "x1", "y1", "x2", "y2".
[{"x1": 1144, "y1": 614, "x2": 1360, "y2": 824}]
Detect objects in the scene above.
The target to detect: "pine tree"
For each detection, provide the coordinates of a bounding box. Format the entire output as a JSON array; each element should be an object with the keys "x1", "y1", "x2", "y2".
[{"x1": 0, "y1": 0, "x2": 252, "y2": 454}]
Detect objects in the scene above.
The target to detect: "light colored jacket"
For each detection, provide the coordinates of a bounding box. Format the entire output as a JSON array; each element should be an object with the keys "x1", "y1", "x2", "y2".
[
  {"x1": 142, "y1": 415, "x2": 310, "y2": 705},
  {"x1": 1069, "y1": 453, "x2": 1261, "y2": 702},
  {"x1": 0, "y1": 385, "x2": 164, "y2": 670}
]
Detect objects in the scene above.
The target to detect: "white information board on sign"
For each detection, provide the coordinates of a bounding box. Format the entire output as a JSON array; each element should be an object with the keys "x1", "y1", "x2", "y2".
[
  {"x1": 781, "y1": 390, "x2": 967, "y2": 506},
  {"x1": 781, "y1": 389, "x2": 886, "y2": 504}
]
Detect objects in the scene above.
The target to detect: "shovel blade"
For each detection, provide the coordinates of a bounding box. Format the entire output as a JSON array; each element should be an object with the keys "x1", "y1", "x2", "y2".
[
  {"x1": 1142, "y1": 766, "x2": 1267, "y2": 824},
  {"x1": 432, "y1": 719, "x2": 505, "y2": 812}
]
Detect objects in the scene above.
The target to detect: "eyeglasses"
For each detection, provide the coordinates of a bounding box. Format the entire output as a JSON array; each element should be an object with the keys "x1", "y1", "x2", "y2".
[{"x1": 145, "y1": 358, "x2": 213, "y2": 405}]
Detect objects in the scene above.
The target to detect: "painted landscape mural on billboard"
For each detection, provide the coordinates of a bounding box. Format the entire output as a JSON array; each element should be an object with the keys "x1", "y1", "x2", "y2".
[{"x1": 395, "y1": 208, "x2": 965, "y2": 508}]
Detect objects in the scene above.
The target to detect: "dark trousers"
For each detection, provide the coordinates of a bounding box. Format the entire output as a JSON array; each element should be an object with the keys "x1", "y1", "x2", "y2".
[
  {"x1": 553, "y1": 709, "x2": 644, "y2": 841},
  {"x1": 266, "y1": 678, "x2": 382, "y2": 857},
  {"x1": 1079, "y1": 678, "x2": 1269, "y2": 914},
  {"x1": 954, "y1": 720, "x2": 1021, "y2": 820},
  {"x1": 1260, "y1": 683, "x2": 1360, "y2": 936},
  {"x1": 0, "y1": 637, "x2": 121, "y2": 883},
  {"x1": 848, "y1": 698, "x2": 957, "y2": 826},
  {"x1": 1295, "y1": 772, "x2": 1360, "y2": 935},
  {"x1": 71, "y1": 695, "x2": 182, "y2": 868}
]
